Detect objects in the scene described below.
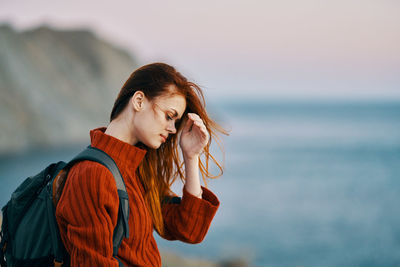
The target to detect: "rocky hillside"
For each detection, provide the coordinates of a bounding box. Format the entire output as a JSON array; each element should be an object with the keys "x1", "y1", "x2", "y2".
[{"x1": 0, "y1": 23, "x2": 139, "y2": 153}]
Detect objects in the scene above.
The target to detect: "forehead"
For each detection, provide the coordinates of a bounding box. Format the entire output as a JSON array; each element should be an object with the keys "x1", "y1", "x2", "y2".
[{"x1": 155, "y1": 92, "x2": 186, "y2": 116}]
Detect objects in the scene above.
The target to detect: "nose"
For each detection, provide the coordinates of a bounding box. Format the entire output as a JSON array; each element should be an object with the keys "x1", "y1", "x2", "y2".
[{"x1": 166, "y1": 121, "x2": 176, "y2": 134}]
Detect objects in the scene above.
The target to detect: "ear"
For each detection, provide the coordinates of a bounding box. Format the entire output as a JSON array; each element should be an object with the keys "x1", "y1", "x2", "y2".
[{"x1": 131, "y1": 90, "x2": 145, "y2": 111}]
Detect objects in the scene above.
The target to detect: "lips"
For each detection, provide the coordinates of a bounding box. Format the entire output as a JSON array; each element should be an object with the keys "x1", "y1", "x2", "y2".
[{"x1": 160, "y1": 134, "x2": 167, "y2": 142}]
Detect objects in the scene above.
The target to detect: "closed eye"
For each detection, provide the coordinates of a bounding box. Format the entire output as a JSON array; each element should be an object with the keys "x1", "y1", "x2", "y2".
[{"x1": 166, "y1": 114, "x2": 173, "y2": 121}]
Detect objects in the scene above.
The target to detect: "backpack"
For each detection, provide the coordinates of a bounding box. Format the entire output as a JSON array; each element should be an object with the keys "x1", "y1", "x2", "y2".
[{"x1": 0, "y1": 146, "x2": 130, "y2": 267}]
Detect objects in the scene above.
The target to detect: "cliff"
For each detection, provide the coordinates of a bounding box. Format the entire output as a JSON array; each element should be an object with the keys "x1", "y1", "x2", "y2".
[{"x1": 0, "y1": 23, "x2": 138, "y2": 153}]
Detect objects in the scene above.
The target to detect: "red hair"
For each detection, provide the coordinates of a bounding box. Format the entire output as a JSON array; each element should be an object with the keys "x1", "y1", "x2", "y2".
[{"x1": 110, "y1": 63, "x2": 229, "y2": 236}]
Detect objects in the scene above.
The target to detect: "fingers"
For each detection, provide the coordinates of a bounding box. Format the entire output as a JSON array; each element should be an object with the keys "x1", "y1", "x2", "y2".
[
  {"x1": 188, "y1": 113, "x2": 203, "y2": 125},
  {"x1": 188, "y1": 113, "x2": 205, "y2": 129},
  {"x1": 188, "y1": 113, "x2": 209, "y2": 139},
  {"x1": 182, "y1": 115, "x2": 194, "y2": 133}
]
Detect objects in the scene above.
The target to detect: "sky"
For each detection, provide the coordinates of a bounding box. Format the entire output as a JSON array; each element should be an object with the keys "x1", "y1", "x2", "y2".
[{"x1": 1, "y1": 0, "x2": 399, "y2": 100}]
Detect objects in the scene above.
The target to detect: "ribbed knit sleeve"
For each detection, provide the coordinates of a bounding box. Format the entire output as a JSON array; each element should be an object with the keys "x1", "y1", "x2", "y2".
[
  {"x1": 55, "y1": 161, "x2": 120, "y2": 267},
  {"x1": 160, "y1": 186, "x2": 220, "y2": 243}
]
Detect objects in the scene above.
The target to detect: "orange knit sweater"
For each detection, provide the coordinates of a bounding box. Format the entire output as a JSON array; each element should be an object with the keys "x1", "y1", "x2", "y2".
[{"x1": 55, "y1": 127, "x2": 220, "y2": 266}]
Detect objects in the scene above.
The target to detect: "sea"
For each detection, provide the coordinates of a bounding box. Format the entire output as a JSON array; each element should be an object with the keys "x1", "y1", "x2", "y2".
[{"x1": 1, "y1": 99, "x2": 400, "y2": 266}]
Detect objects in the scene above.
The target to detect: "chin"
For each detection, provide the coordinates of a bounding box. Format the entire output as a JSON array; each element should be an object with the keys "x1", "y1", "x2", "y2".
[
  {"x1": 143, "y1": 140, "x2": 162, "y2": 150},
  {"x1": 154, "y1": 143, "x2": 162, "y2": 149}
]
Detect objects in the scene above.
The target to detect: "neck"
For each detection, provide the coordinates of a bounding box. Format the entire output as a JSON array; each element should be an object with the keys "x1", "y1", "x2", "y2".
[{"x1": 105, "y1": 116, "x2": 138, "y2": 146}]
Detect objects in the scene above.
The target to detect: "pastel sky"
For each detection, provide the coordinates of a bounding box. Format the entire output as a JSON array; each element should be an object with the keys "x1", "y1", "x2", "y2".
[{"x1": 1, "y1": 0, "x2": 399, "y2": 100}]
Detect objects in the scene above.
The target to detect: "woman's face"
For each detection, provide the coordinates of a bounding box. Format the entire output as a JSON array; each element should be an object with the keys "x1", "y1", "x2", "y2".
[{"x1": 133, "y1": 89, "x2": 186, "y2": 149}]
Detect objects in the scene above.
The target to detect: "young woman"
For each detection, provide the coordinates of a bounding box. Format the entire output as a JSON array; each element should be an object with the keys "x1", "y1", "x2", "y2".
[{"x1": 55, "y1": 63, "x2": 227, "y2": 266}]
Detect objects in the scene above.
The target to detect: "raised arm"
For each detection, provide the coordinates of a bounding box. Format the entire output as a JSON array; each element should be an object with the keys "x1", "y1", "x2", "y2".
[
  {"x1": 159, "y1": 113, "x2": 220, "y2": 243},
  {"x1": 179, "y1": 112, "x2": 210, "y2": 197}
]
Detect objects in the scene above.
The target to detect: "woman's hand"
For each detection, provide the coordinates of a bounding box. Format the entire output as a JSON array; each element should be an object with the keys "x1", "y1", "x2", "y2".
[{"x1": 179, "y1": 113, "x2": 210, "y2": 161}]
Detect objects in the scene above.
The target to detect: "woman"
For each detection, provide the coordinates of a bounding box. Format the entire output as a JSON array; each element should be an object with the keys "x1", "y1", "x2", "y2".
[{"x1": 55, "y1": 62, "x2": 228, "y2": 266}]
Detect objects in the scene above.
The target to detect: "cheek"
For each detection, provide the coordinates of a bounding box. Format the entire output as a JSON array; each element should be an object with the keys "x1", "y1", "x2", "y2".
[
  {"x1": 134, "y1": 113, "x2": 163, "y2": 138},
  {"x1": 135, "y1": 121, "x2": 148, "y2": 137}
]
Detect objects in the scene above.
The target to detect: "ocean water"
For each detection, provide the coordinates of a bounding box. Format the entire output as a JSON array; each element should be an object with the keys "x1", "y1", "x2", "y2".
[{"x1": 1, "y1": 99, "x2": 400, "y2": 266}]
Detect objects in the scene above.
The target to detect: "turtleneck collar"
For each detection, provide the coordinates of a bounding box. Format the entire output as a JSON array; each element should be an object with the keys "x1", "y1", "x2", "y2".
[{"x1": 90, "y1": 127, "x2": 147, "y2": 171}]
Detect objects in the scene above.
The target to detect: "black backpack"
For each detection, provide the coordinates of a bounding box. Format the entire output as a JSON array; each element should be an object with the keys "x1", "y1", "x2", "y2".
[{"x1": 0, "y1": 146, "x2": 130, "y2": 267}]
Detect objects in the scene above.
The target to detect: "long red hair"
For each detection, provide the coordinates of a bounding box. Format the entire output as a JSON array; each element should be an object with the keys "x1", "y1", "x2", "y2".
[{"x1": 110, "y1": 63, "x2": 228, "y2": 236}]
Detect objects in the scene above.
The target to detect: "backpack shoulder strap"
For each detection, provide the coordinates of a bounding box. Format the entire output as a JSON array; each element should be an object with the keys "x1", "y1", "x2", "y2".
[
  {"x1": 66, "y1": 146, "x2": 129, "y2": 262},
  {"x1": 66, "y1": 146, "x2": 126, "y2": 192}
]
